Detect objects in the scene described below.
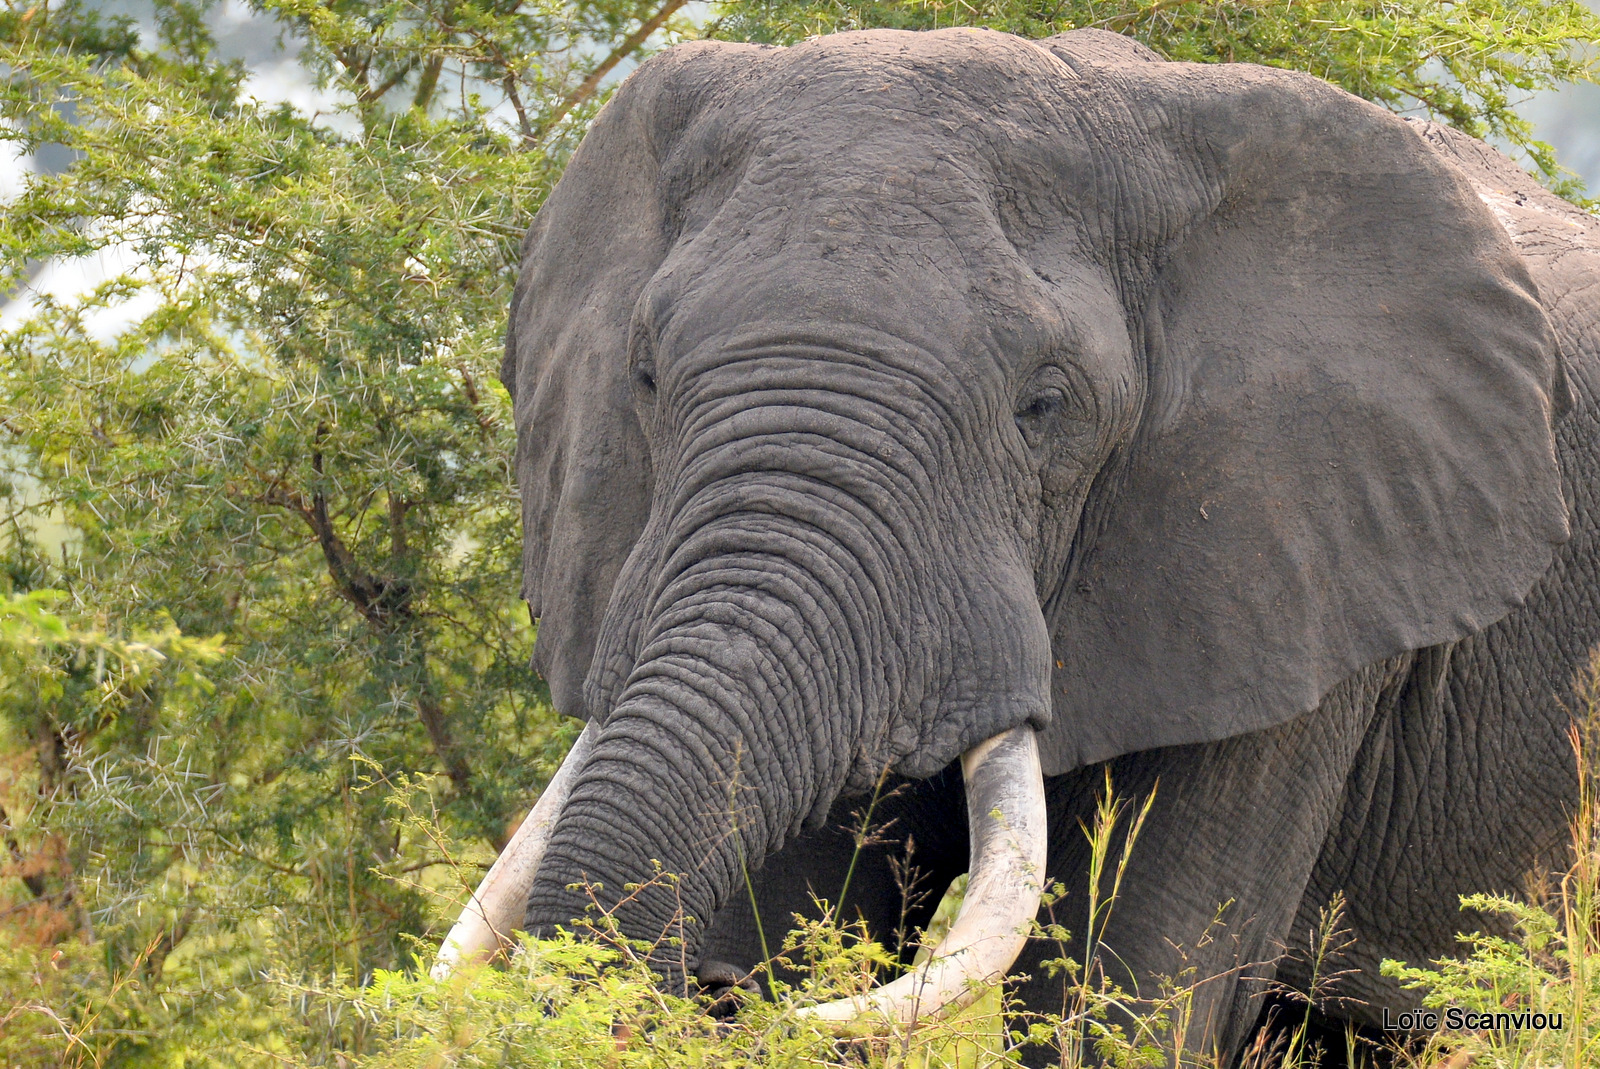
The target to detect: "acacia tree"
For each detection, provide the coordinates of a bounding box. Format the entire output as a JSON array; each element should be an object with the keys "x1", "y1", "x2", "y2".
[
  {"x1": 0, "y1": 0, "x2": 1596, "y2": 1063},
  {"x1": 0, "y1": 0, "x2": 694, "y2": 1060}
]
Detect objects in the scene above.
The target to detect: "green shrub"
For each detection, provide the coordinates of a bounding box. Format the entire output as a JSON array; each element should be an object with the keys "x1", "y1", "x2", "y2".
[{"x1": 1383, "y1": 653, "x2": 1600, "y2": 1069}]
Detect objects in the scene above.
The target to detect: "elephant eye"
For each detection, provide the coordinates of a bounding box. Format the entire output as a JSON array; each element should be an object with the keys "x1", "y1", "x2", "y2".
[
  {"x1": 1014, "y1": 387, "x2": 1078, "y2": 441},
  {"x1": 1014, "y1": 379, "x2": 1092, "y2": 452},
  {"x1": 1016, "y1": 388, "x2": 1068, "y2": 424},
  {"x1": 632, "y1": 357, "x2": 658, "y2": 395}
]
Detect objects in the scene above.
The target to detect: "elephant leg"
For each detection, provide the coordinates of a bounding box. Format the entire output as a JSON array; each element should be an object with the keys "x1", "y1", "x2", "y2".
[
  {"x1": 1284, "y1": 635, "x2": 1580, "y2": 1026},
  {"x1": 1013, "y1": 657, "x2": 1412, "y2": 1066},
  {"x1": 698, "y1": 765, "x2": 970, "y2": 992}
]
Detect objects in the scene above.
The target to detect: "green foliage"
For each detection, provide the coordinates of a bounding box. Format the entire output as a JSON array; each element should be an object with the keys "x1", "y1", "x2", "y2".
[
  {"x1": 0, "y1": 0, "x2": 677, "y2": 1060},
  {"x1": 0, "y1": 589, "x2": 223, "y2": 1063},
  {"x1": 1, "y1": 0, "x2": 1597, "y2": 1063},
  {"x1": 1, "y1": 587, "x2": 223, "y2": 706}
]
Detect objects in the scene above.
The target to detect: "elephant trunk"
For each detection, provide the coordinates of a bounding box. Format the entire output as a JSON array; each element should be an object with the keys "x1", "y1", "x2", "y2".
[{"x1": 520, "y1": 573, "x2": 856, "y2": 988}]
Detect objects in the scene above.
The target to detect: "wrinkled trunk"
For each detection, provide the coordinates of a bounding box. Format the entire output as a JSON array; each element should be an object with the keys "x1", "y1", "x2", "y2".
[
  {"x1": 489, "y1": 685, "x2": 1050, "y2": 1024},
  {"x1": 524, "y1": 580, "x2": 846, "y2": 987}
]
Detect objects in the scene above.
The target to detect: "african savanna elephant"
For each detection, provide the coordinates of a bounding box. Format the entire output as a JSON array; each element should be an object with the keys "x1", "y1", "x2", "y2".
[{"x1": 436, "y1": 26, "x2": 1600, "y2": 1061}]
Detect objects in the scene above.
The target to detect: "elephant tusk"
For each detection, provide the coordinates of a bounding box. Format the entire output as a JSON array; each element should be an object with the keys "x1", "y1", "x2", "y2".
[
  {"x1": 800, "y1": 725, "x2": 1047, "y2": 1025},
  {"x1": 430, "y1": 721, "x2": 599, "y2": 980}
]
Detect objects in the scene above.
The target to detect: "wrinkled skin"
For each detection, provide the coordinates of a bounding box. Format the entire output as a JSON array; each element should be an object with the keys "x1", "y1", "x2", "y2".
[{"x1": 499, "y1": 27, "x2": 1599, "y2": 1060}]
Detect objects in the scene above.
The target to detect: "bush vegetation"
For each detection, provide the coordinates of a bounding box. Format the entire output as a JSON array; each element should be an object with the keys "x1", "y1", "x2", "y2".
[{"x1": 2, "y1": 0, "x2": 1598, "y2": 1064}]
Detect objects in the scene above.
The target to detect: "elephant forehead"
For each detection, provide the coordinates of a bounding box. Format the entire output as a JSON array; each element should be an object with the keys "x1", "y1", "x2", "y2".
[
  {"x1": 766, "y1": 27, "x2": 1079, "y2": 121},
  {"x1": 641, "y1": 33, "x2": 1115, "y2": 344},
  {"x1": 661, "y1": 90, "x2": 998, "y2": 254},
  {"x1": 647, "y1": 181, "x2": 1100, "y2": 384},
  {"x1": 657, "y1": 29, "x2": 1096, "y2": 227}
]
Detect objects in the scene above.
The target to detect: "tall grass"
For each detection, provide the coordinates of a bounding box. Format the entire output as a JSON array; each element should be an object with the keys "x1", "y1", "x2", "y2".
[
  {"x1": 12, "y1": 651, "x2": 1600, "y2": 1065},
  {"x1": 1383, "y1": 652, "x2": 1600, "y2": 1069},
  {"x1": 258, "y1": 768, "x2": 1274, "y2": 1068}
]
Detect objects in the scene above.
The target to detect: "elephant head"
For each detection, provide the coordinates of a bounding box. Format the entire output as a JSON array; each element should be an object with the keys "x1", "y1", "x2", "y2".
[{"x1": 437, "y1": 28, "x2": 1567, "y2": 1015}]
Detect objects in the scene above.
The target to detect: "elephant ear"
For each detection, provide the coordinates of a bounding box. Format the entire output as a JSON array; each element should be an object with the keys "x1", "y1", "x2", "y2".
[
  {"x1": 1038, "y1": 46, "x2": 1569, "y2": 773},
  {"x1": 503, "y1": 42, "x2": 763, "y2": 719}
]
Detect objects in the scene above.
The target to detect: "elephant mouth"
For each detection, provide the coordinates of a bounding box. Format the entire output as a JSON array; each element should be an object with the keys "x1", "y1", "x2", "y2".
[{"x1": 431, "y1": 723, "x2": 1048, "y2": 1028}]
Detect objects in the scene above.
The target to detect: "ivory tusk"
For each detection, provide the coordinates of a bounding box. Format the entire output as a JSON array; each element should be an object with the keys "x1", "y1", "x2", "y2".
[
  {"x1": 430, "y1": 721, "x2": 599, "y2": 980},
  {"x1": 801, "y1": 725, "x2": 1047, "y2": 1025}
]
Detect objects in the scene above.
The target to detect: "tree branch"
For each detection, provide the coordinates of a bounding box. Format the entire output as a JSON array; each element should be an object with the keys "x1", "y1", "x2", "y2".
[
  {"x1": 413, "y1": 54, "x2": 446, "y2": 111},
  {"x1": 360, "y1": 57, "x2": 420, "y2": 107},
  {"x1": 457, "y1": 363, "x2": 497, "y2": 438},
  {"x1": 416, "y1": 687, "x2": 471, "y2": 789},
  {"x1": 503, "y1": 73, "x2": 534, "y2": 144},
  {"x1": 536, "y1": 0, "x2": 690, "y2": 138},
  {"x1": 240, "y1": 461, "x2": 470, "y2": 789},
  {"x1": 388, "y1": 494, "x2": 411, "y2": 567}
]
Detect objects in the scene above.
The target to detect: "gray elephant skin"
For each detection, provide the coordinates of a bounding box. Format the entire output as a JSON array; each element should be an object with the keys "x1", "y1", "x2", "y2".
[{"x1": 494, "y1": 25, "x2": 1600, "y2": 1060}]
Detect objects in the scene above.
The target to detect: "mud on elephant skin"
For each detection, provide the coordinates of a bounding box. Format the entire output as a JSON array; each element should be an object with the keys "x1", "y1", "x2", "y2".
[{"x1": 438, "y1": 25, "x2": 1600, "y2": 1061}]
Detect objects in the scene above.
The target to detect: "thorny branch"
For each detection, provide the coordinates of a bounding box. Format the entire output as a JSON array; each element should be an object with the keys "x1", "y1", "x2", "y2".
[
  {"x1": 238, "y1": 457, "x2": 471, "y2": 790},
  {"x1": 535, "y1": 0, "x2": 691, "y2": 138}
]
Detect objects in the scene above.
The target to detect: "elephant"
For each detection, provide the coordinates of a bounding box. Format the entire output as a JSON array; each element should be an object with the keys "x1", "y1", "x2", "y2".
[{"x1": 436, "y1": 25, "x2": 1600, "y2": 1062}]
